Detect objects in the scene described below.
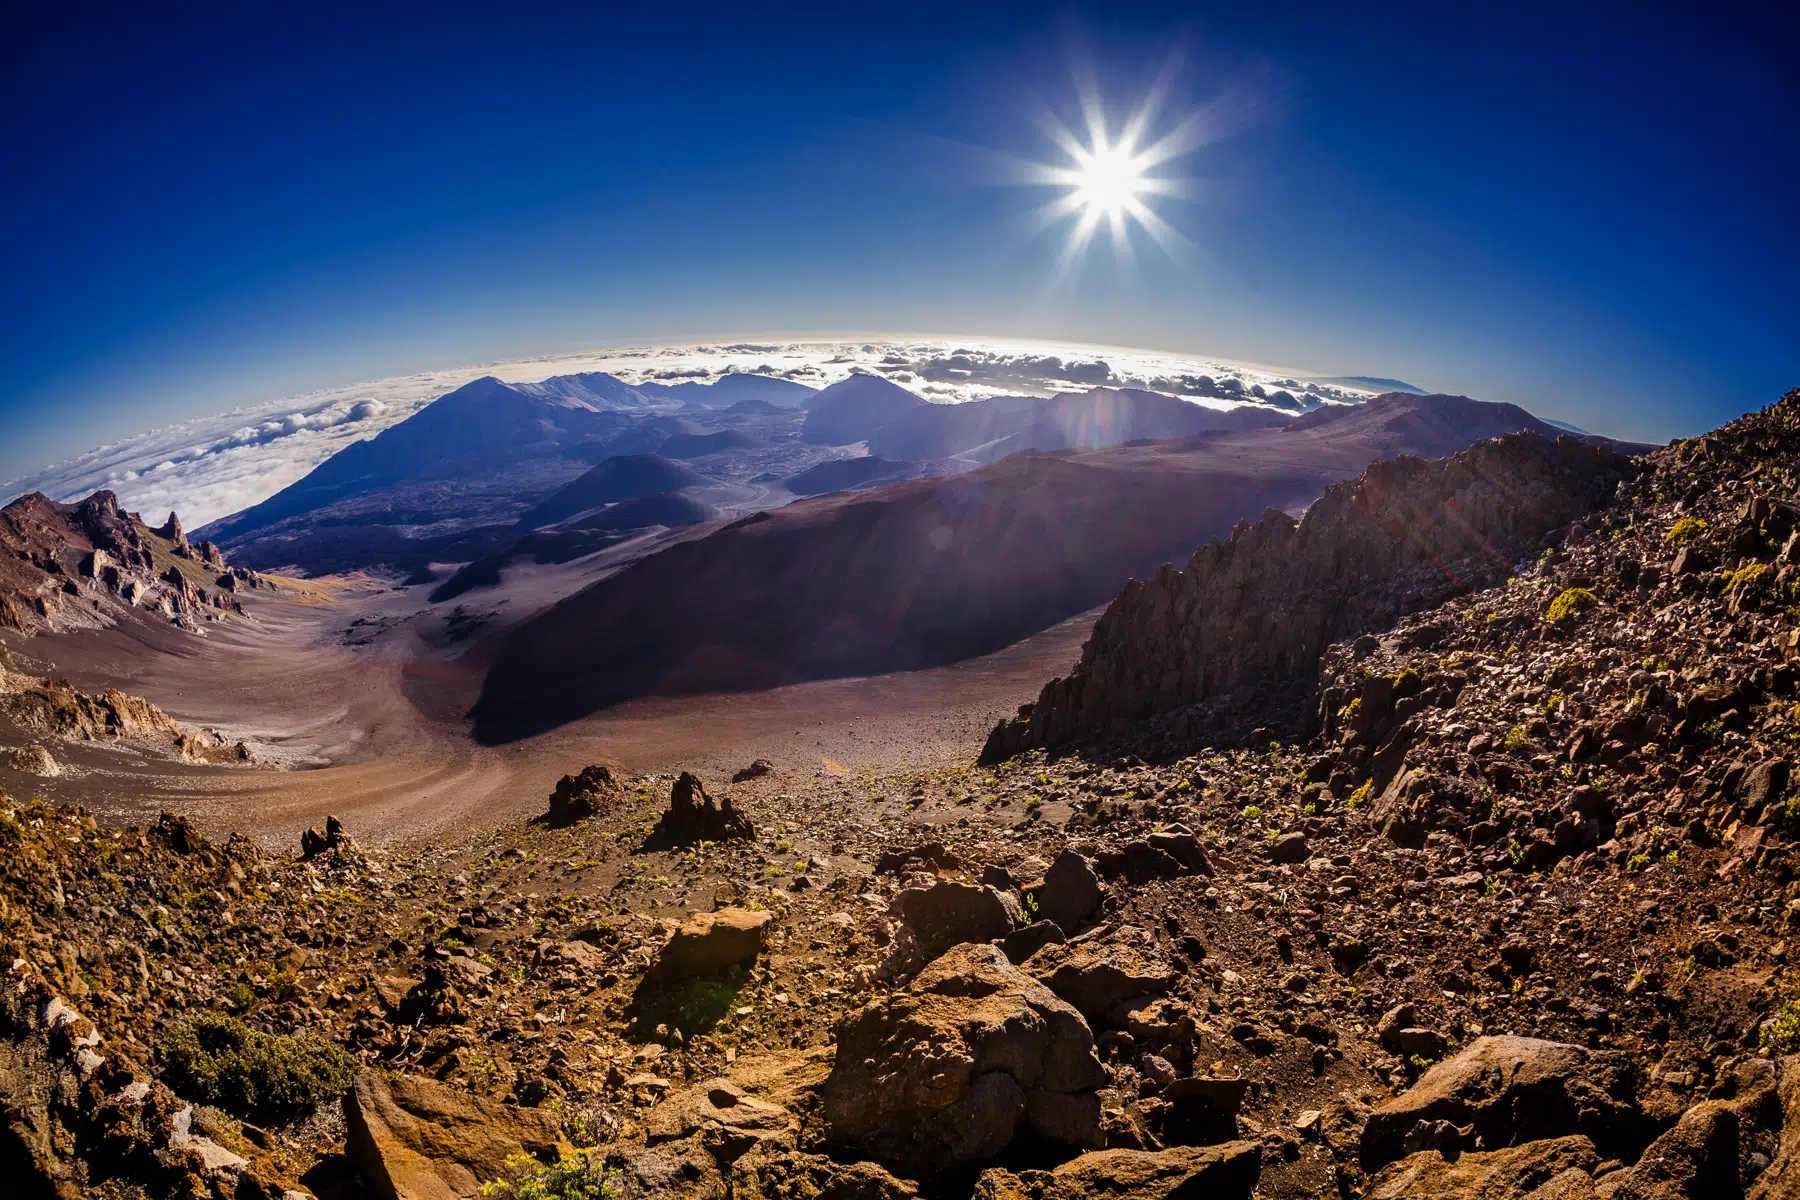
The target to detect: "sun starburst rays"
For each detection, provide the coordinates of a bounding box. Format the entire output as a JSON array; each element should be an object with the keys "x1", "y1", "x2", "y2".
[{"x1": 1014, "y1": 83, "x2": 1203, "y2": 281}]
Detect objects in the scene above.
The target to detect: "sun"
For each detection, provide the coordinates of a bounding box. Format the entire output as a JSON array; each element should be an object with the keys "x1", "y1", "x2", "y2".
[
  {"x1": 1070, "y1": 140, "x2": 1150, "y2": 217},
  {"x1": 1018, "y1": 102, "x2": 1196, "y2": 274},
  {"x1": 1006, "y1": 61, "x2": 1255, "y2": 275}
]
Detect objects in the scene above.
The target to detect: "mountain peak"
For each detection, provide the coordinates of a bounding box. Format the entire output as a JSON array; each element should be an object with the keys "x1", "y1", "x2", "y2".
[{"x1": 801, "y1": 373, "x2": 928, "y2": 445}]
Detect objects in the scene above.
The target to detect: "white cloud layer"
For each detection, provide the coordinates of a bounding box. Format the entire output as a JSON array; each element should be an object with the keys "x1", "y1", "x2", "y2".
[{"x1": 1, "y1": 337, "x2": 1380, "y2": 527}]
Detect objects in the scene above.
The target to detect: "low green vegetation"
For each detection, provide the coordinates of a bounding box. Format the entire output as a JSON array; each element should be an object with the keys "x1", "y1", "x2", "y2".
[
  {"x1": 1760, "y1": 1000, "x2": 1800, "y2": 1055},
  {"x1": 156, "y1": 1010, "x2": 355, "y2": 1122},
  {"x1": 1724, "y1": 562, "x2": 1768, "y2": 591},
  {"x1": 482, "y1": 1151, "x2": 619, "y2": 1200},
  {"x1": 1665, "y1": 516, "x2": 1708, "y2": 546},
  {"x1": 1390, "y1": 668, "x2": 1422, "y2": 700},
  {"x1": 1546, "y1": 586, "x2": 1597, "y2": 623}
]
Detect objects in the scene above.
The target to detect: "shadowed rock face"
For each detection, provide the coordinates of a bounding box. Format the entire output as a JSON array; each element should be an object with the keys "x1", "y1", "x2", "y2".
[
  {"x1": 473, "y1": 395, "x2": 1599, "y2": 743},
  {"x1": 516, "y1": 453, "x2": 709, "y2": 529},
  {"x1": 982, "y1": 432, "x2": 1639, "y2": 761},
  {"x1": 470, "y1": 448, "x2": 1310, "y2": 741},
  {"x1": 784, "y1": 455, "x2": 919, "y2": 497}
]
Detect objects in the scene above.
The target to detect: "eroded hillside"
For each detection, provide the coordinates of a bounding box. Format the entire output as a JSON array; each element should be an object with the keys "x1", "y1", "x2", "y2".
[{"x1": 7, "y1": 392, "x2": 1800, "y2": 1200}]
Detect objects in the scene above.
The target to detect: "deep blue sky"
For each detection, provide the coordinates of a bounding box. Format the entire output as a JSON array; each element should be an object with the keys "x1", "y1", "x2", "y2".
[{"x1": 3, "y1": 1, "x2": 1795, "y2": 479}]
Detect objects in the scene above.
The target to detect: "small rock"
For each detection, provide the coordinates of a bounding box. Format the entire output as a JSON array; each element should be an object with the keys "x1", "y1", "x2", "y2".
[
  {"x1": 731, "y1": 758, "x2": 774, "y2": 783},
  {"x1": 1270, "y1": 833, "x2": 1310, "y2": 864}
]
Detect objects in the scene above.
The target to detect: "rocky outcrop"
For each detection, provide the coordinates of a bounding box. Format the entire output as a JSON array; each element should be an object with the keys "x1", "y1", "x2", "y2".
[
  {"x1": 544, "y1": 764, "x2": 619, "y2": 826},
  {"x1": 153, "y1": 512, "x2": 191, "y2": 556},
  {"x1": 1366, "y1": 1135, "x2": 1602, "y2": 1199},
  {"x1": 0, "y1": 490, "x2": 265, "y2": 637},
  {"x1": 647, "y1": 908, "x2": 775, "y2": 983},
  {"x1": 3, "y1": 675, "x2": 183, "y2": 741},
  {"x1": 822, "y1": 942, "x2": 1109, "y2": 1176},
  {"x1": 0, "y1": 744, "x2": 59, "y2": 776},
  {"x1": 982, "y1": 433, "x2": 1638, "y2": 760},
  {"x1": 300, "y1": 814, "x2": 357, "y2": 860},
  {"x1": 0, "y1": 662, "x2": 249, "y2": 766},
  {"x1": 344, "y1": 1071, "x2": 570, "y2": 1199},
  {"x1": 645, "y1": 772, "x2": 754, "y2": 849},
  {"x1": 1359, "y1": 1036, "x2": 1642, "y2": 1170},
  {"x1": 972, "y1": 1143, "x2": 1261, "y2": 1200}
]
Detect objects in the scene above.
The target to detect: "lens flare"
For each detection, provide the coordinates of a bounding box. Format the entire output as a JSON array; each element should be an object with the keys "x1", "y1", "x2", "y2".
[{"x1": 1006, "y1": 54, "x2": 1278, "y2": 281}]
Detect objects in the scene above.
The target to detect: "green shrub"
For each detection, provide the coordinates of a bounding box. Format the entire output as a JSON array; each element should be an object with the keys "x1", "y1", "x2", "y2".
[
  {"x1": 1390, "y1": 668, "x2": 1423, "y2": 700},
  {"x1": 482, "y1": 1151, "x2": 618, "y2": 1200},
  {"x1": 1665, "y1": 516, "x2": 1707, "y2": 546},
  {"x1": 1774, "y1": 790, "x2": 1800, "y2": 834},
  {"x1": 1761, "y1": 1000, "x2": 1800, "y2": 1055},
  {"x1": 1346, "y1": 781, "x2": 1371, "y2": 811},
  {"x1": 1725, "y1": 562, "x2": 1768, "y2": 591},
  {"x1": 1502, "y1": 726, "x2": 1529, "y2": 751},
  {"x1": 1546, "y1": 587, "x2": 1598, "y2": 623},
  {"x1": 156, "y1": 1011, "x2": 355, "y2": 1122}
]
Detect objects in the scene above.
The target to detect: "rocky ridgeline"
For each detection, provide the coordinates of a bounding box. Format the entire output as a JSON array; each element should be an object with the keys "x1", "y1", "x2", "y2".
[
  {"x1": 0, "y1": 489, "x2": 270, "y2": 636},
  {"x1": 0, "y1": 644, "x2": 251, "y2": 773},
  {"x1": 982, "y1": 432, "x2": 1638, "y2": 762}
]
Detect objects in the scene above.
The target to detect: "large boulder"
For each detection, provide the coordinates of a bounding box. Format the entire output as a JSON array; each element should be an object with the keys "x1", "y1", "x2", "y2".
[
  {"x1": 343, "y1": 1072, "x2": 569, "y2": 1200},
  {"x1": 1592, "y1": 1100, "x2": 1740, "y2": 1199},
  {"x1": 822, "y1": 942, "x2": 1108, "y2": 1175},
  {"x1": 1024, "y1": 928, "x2": 1177, "y2": 1022},
  {"x1": 1750, "y1": 1055, "x2": 1800, "y2": 1199},
  {"x1": 889, "y1": 881, "x2": 1019, "y2": 966},
  {"x1": 971, "y1": 1143, "x2": 1261, "y2": 1200},
  {"x1": 730, "y1": 1143, "x2": 918, "y2": 1200},
  {"x1": 1360, "y1": 1036, "x2": 1641, "y2": 1170},
  {"x1": 1093, "y1": 841, "x2": 1188, "y2": 885},
  {"x1": 1034, "y1": 850, "x2": 1104, "y2": 931},
  {"x1": 647, "y1": 908, "x2": 775, "y2": 983},
  {"x1": 644, "y1": 1079, "x2": 795, "y2": 1158},
  {"x1": 1366, "y1": 1135, "x2": 1600, "y2": 1199}
]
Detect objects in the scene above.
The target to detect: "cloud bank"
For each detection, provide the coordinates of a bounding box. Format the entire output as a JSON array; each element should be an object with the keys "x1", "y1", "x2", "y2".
[{"x1": 1, "y1": 338, "x2": 1384, "y2": 526}]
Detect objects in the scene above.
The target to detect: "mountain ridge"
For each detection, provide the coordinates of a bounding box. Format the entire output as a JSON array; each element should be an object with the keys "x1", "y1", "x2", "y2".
[{"x1": 471, "y1": 392, "x2": 1580, "y2": 740}]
